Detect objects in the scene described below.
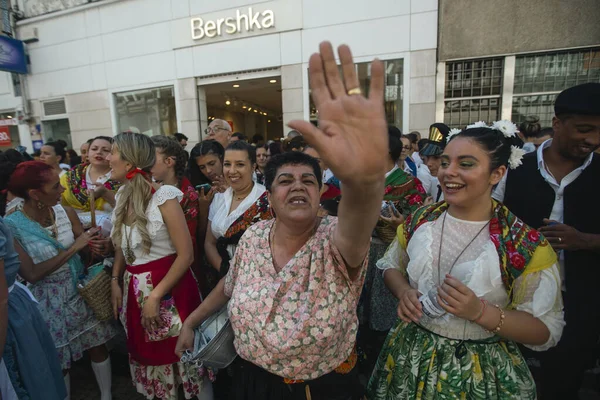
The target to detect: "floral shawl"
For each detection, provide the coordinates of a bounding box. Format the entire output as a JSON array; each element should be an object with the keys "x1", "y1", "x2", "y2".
[
  {"x1": 60, "y1": 164, "x2": 121, "y2": 212},
  {"x1": 5, "y1": 210, "x2": 84, "y2": 291},
  {"x1": 398, "y1": 200, "x2": 557, "y2": 308},
  {"x1": 384, "y1": 167, "x2": 426, "y2": 216}
]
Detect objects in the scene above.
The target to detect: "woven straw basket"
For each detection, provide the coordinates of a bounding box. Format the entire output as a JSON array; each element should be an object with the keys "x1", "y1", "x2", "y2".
[
  {"x1": 375, "y1": 220, "x2": 397, "y2": 244},
  {"x1": 78, "y1": 269, "x2": 113, "y2": 321}
]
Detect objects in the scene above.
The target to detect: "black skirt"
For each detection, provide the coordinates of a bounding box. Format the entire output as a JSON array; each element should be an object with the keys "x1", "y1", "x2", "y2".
[{"x1": 231, "y1": 357, "x2": 365, "y2": 400}]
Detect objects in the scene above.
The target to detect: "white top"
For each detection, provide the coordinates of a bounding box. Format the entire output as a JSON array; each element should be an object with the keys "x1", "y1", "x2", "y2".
[
  {"x1": 113, "y1": 185, "x2": 183, "y2": 266},
  {"x1": 377, "y1": 211, "x2": 564, "y2": 351},
  {"x1": 323, "y1": 169, "x2": 334, "y2": 183},
  {"x1": 208, "y1": 182, "x2": 266, "y2": 259},
  {"x1": 26, "y1": 205, "x2": 74, "y2": 275},
  {"x1": 492, "y1": 139, "x2": 594, "y2": 290}
]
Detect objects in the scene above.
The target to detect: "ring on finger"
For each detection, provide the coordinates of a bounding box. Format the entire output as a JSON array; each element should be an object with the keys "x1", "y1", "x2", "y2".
[{"x1": 347, "y1": 87, "x2": 362, "y2": 95}]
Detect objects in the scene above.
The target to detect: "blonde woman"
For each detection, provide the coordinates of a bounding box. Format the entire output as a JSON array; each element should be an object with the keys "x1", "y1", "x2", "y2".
[{"x1": 108, "y1": 133, "x2": 211, "y2": 400}]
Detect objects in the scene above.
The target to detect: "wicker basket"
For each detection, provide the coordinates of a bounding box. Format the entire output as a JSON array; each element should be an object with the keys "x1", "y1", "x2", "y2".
[
  {"x1": 78, "y1": 269, "x2": 113, "y2": 322},
  {"x1": 375, "y1": 219, "x2": 397, "y2": 244}
]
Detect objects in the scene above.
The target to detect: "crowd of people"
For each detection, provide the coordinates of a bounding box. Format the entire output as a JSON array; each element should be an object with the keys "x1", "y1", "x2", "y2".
[{"x1": 0, "y1": 41, "x2": 598, "y2": 400}]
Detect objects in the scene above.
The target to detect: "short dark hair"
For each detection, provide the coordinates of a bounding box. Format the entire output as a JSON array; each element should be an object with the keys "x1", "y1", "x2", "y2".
[
  {"x1": 264, "y1": 152, "x2": 322, "y2": 192},
  {"x1": 231, "y1": 132, "x2": 247, "y2": 142},
  {"x1": 44, "y1": 141, "x2": 67, "y2": 163},
  {"x1": 448, "y1": 127, "x2": 521, "y2": 171},
  {"x1": 226, "y1": 140, "x2": 256, "y2": 164},
  {"x1": 174, "y1": 133, "x2": 188, "y2": 142}
]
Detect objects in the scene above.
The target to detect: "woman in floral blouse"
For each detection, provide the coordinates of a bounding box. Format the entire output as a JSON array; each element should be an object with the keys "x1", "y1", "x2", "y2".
[{"x1": 176, "y1": 41, "x2": 388, "y2": 399}]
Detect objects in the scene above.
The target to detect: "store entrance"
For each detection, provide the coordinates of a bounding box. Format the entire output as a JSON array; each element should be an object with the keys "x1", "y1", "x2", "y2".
[{"x1": 202, "y1": 76, "x2": 283, "y2": 143}]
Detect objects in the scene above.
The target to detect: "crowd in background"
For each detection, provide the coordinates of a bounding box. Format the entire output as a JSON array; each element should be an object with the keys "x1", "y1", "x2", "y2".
[{"x1": 0, "y1": 42, "x2": 598, "y2": 400}]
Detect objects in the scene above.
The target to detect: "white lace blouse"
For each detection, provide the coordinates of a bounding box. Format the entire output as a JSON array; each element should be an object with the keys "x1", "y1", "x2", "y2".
[
  {"x1": 208, "y1": 183, "x2": 267, "y2": 259},
  {"x1": 112, "y1": 185, "x2": 183, "y2": 266},
  {"x1": 377, "y1": 211, "x2": 565, "y2": 351}
]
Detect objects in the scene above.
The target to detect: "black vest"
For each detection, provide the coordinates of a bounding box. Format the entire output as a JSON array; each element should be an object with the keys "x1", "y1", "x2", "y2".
[{"x1": 504, "y1": 151, "x2": 600, "y2": 295}]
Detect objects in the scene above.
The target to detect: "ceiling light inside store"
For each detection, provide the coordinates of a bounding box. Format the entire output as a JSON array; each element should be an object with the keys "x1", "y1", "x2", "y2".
[
  {"x1": 225, "y1": 100, "x2": 231, "y2": 105},
  {"x1": 269, "y1": 79, "x2": 277, "y2": 83},
  {"x1": 6, "y1": 115, "x2": 11, "y2": 118},
  {"x1": 242, "y1": 105, "x2": 247, "y2": 109},
  {"x1": 248, "y1": 107, "x2": 252, "y2": 111},
  {"x1": 268, "y1": 120, "x2": 271, "y2": 123},
  {"x1": 233, "y1": 84, "x2": 240, "y2": 88},
  {"x1": 254, "y1": 109, "x2": 258, "y2": 113}
]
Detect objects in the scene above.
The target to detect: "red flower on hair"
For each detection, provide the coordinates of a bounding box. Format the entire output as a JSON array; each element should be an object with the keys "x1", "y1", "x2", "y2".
[
  {"x1": 510, "y1": 253, "x2": 526, "y2": 270},
  {"x1": 527, "y1": 230, "x2": 540, "y2": 243}
]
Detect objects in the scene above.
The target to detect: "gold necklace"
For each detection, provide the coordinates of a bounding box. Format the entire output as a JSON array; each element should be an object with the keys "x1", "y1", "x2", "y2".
[
  {"x1": 23, "y1": 206, "x2": 58, "y2": 239},
  {"x1": 124, "y1": 224, "x2": 136, "y2": 265}
]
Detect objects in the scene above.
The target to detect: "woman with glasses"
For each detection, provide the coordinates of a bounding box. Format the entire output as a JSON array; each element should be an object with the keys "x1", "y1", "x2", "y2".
[{"x1": 399, "y1": 135, "x2": 418, "y2": 177}]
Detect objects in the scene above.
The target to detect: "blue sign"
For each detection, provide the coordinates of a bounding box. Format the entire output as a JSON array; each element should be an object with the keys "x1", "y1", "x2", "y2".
[
  {"x1": 32, "y1": 140, "x2": 43, "y2": 151},
  {"x1": 0, "y1": 35, "x2": 27, "y2": 74}
]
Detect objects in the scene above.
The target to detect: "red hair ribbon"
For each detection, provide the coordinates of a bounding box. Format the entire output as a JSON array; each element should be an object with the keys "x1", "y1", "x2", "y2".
[{"x1": 125, "y1": 168, "x2": 156, "y2": 194}]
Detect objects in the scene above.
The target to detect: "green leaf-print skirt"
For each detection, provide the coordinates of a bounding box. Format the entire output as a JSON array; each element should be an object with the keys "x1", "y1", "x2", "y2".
[{"x1": 367, "y1": 320, "x2": 536, "y2": 400}]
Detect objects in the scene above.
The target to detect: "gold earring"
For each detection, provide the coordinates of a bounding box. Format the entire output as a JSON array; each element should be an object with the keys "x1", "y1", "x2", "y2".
[{"x1": 36, "y1": 201, "x2": 45, "y2": 210}]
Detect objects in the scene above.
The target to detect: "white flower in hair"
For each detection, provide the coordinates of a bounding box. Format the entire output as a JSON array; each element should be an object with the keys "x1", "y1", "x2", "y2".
[
  {"x1": 446, "y1": 128, "x2": 462, "y2": 143},
  {"x1": 508, "y1": 146, "x2": 527, "y2": 170},
  {"x1": 491, "y1": 120, "x2": 518, "y2": 138},
  {"x1": 466, "y1": 121, "x2": 489, "y2": 129}
]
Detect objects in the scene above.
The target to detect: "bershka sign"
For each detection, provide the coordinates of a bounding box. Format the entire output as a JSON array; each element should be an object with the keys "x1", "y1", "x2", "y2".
[{"x1": 191, "y1": 8, "x2": 275, "y2": 40}]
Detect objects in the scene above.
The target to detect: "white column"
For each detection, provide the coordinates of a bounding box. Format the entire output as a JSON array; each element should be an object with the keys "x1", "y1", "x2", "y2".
[
  {"x1": 17, "y1": 123, "x2": 33, "y2": 152},
  {"x1": 435, "y1": 62, "x2": 446, "y2": 123},
  {"x1": 501, "y1": 56, "x2": 516, "y2": 121}
]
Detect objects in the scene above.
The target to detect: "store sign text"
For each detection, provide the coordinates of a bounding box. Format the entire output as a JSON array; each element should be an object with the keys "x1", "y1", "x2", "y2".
[{"x1": 191, "y1": 8, "x2": 275, "y2": 40}]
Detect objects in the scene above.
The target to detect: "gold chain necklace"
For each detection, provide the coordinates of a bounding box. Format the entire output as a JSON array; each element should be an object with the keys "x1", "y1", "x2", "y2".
[
  {"x1": 124, "y1": 224, "x2": 136, "y2": 265},
  {"x1": 23, "y1": 206, "x2": 58, "y2": 239}
]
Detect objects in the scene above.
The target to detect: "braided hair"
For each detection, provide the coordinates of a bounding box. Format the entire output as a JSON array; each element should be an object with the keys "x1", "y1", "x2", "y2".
[{"x1": 151, "y1": 135, "x2": 187, "y2": 182}]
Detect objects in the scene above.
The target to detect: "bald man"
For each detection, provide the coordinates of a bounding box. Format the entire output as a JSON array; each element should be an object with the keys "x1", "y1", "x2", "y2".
[{"x1": 205, "y1": 119, "x2": 232, "y2": 148}]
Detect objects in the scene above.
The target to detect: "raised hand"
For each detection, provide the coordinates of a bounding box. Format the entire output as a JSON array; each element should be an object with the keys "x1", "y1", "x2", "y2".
[{"x1": 288, "y1": 41, "x2": 388, "y2": 186}]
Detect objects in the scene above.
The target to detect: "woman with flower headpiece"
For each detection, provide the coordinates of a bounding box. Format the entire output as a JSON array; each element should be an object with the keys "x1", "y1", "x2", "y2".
[
  {"x1": 60, "y1": 136, "x2": 121, "y2": 228},
  {"x1": 108, "y1": 133, "x2": 211, "y2": 400},
  {"x1": 367, "y1": 121, "x2": 564, "y2": 399}
]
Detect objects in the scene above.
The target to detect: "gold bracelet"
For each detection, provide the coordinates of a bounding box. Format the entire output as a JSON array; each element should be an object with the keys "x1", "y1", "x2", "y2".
[{"x1": 485, "y1": 304, "x2": 505, "y2": 334}]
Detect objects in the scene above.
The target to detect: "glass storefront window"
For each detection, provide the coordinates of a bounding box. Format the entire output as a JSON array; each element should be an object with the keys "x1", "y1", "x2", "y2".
[
  {"x1": 309, "y1": 59, "x2": 404, "y2": 127},
  {"x1": 114, "y1": 86, "x2": 177, "y2": 136}
]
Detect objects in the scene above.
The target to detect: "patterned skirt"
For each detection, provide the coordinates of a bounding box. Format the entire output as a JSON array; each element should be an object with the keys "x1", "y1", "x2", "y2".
[
  {"x1": 121, "y1": 255, "x2": 211, "y2": 400},
  {"x1": 30, "y1": 268, "x2": 119, "y2": 370},
  {"x1": 367, "y1": 321, "x2": 536, "y2": 399}
]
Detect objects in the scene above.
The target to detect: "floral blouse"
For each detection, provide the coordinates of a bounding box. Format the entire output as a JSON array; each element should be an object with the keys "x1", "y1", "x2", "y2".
[{"x1": 224, "y1": 216, "x2": 368, "y2": 380}]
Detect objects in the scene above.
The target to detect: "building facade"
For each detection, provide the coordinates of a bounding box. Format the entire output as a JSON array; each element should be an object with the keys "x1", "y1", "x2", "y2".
[
  {"x1": 437, "y1": 0, "x2": 600, "y2": 129},
  {"x1": 0, "y1": 0, "x2": 438, "y2": 152}
]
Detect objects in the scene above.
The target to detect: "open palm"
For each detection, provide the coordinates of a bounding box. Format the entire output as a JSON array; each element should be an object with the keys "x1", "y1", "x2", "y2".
[{"x1": 289, "y1": 42, "x2": 388, "y2": 185}]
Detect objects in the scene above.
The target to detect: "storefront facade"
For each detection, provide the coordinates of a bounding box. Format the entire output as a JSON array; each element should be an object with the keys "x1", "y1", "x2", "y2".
[{"x1": 8, "y1": 0, "x2": 438, "y2": 151}]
